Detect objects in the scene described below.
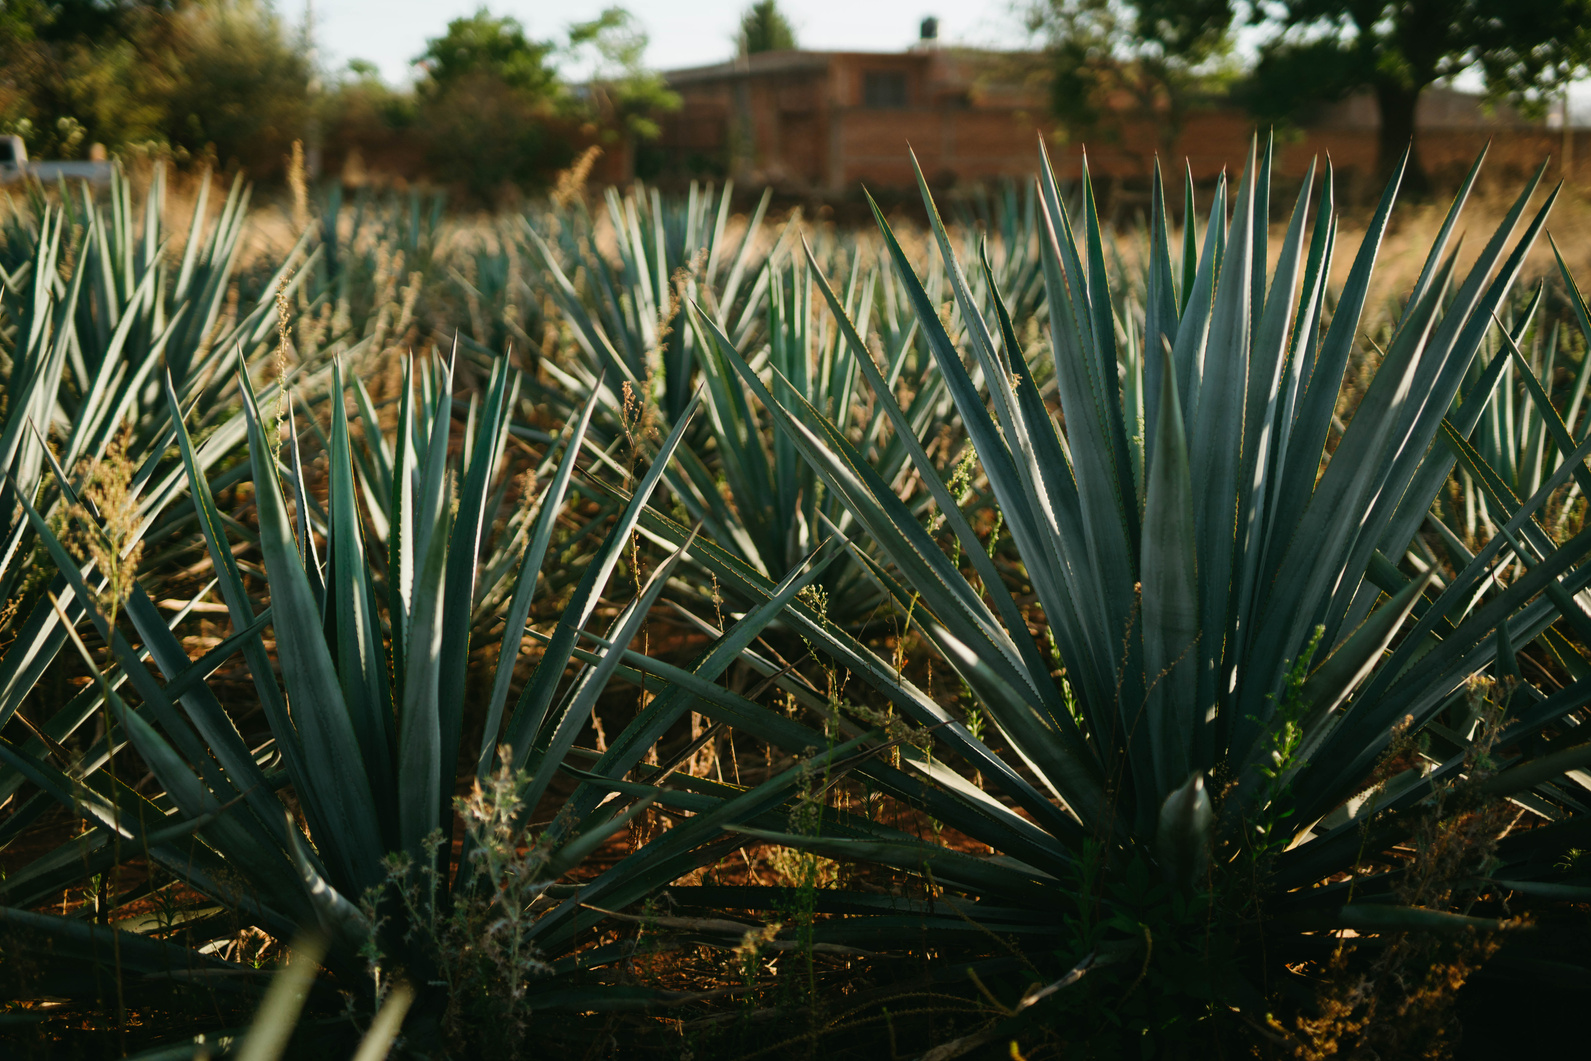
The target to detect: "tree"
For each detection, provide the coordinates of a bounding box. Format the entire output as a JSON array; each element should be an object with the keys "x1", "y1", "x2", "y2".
[
  {"x1": 153, "y1": 2, "x2": 312, "y2": 173},
  {"x1": 0, "y1": 0, "x2": 309, "y2": 169},
  {"x1": 1247, "y1": 0, "x2": 1591, "y2": 192},
  {"x1": 1025, "y1": 0, "x2": 1234, "y2": 156},
  {"x1": 413, "y1": 9, "x2": 565, "y2": 201},
  {"x1": 567, "y1": 8, "x2": 678, "y2": 140},
  {"x1": 416, "y1": 8, "x2": 558, "y2": 100},
  {"x1": 0, "y1": 0, "x2": 178, "y2": 156},
  {"x1": 738, "y1": 0, "x2": 795, "y2": 55}
]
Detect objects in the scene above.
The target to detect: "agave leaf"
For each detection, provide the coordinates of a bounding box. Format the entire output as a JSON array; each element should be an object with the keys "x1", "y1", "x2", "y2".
[
  {"x1": 1075, "y1": 157, "x2": 1137, "y2": 532},
  {"x1": 725, "y1": 824, "x2": 1055, "y2": 907},
  {"x1": 398, "y1": 496, "x2": 452, "y2": 858},
  {"x1": 980, "y1": 248, "x2": 1114, "y2": 735},
  {"x1": 1237, "y1": 257, "x2": 1450, "y2": 756},
  {"x1": 1300, "y1": 571, "x2": 1433, "y2": 729},
  {"x1": 477, "y1": 383, "x2": 603, "y2": 773},
  {"x1": 871, "y1": 186, "x2": 1090, "y2": 659},
  {"x1": 802, "y1": 239, "x2": 1063, "y2": 709},
  {"x1": 326, "y1": 362, "x2": 396, "y2": 833},
  {"x1": 120, "y1": 588, "x2": 287, "y2": 832},
  {"x1": 285, "y1": 400, "x2": 327, "y2": 610},
  {"x1": 234, "y1": 935, "x2": 327, "y2": 1061},
  {"x1": 390, "y1": 355, "x2": 418, "y2": 670},
  {"x1": 1332, "y1": 905, "x2": 1524, "y2": 934},
  {"x1": 1268, "y1": 151, "x2": 1407, "y2": 564},
  {"x1": 629, "y1": 504, "x2": 1085, "y2": 845},
  {"x1": 1141, "y1": 339, "x2": 1199, "y2": 801},
  {"x1": 1178, "y1": 160, "x2": 1198, "y2": 314},
  {"x1": 239, "y1": 373, "x2": 384, "y2": 893},
  {"x1": 703, "y1": 303, "x2": 1036, "y2": 700},
  {"x1": 1033, "y1": 165, "x2": 1144, "y2": 714},
  {"x1": 1499, "y1": 324, "x2": 1591, "y2": 500},
  {"x1": 1274, "y1": 160, "x2": 1335, "y2": 449},
  {"x1": 1187, "y1": 139, "x2": 1257, "y2": 736},
  {"x1": 47, "y1": 596, "x2": 304, "y2": 899},
  {"x1": 556, "y1": 619, "x2": 1077, "y2": 873},
  {"x1": 413, "y1": 349, "x2": 455, "y2": 598},
  {"x1": 0, "y1": 905, "x2": 254, "y2": 986},
  {"x1": 12, "y1": 466, "x2": 248, "y2": 816},
  {"x1": 284, "y1": 814, "x2": 372, "y2": 953},
  {"x1": 436, "y1": 357, "x2": 519, "y2": 811},
  {"x1": 554, "y1": 540, "x2": 840, "y2": 829},
  {"x1": 902, "y1": 751, "x2": 1065, "y2": 860},
  {"x1": 1167, "y1": 170, "x2": 1225, "y2": 416},
  {"x1": 1241, "y1": 570, "x2": 1438, "y2": 816},
  {"x1": 0, "y1": 809, "x2": 221, "y2": 909},
  {"x1": 164, "y1": 372, "x2": 312, "y2": 824},
  {"x1": 1142, "y1": 159, "x2": 1180, "y2": 455},
  {"x1": 1155, "y1": 773, "x2": 1212, "y2": 891},
  {"x1": 529, "y1": 731, "x2": 885, "y2": 946},
  {"x1": 1231, "y1": 159, "x2": 1315, "y2": 647},
  {"x1": 513, "y1": 525, "x2": 700, "y2": 822},
  {"x1": 541, "y1": 792, "x2": 660, "y2": 880},
  {"x1": 1341, "y1": 180, "x2": 1558, "y2": 637},
  {"x1": 499, "y1": 389, "x2": 703, "y2": 767},
  {"x1": 1305, "y1": 515, "x2": 1591, "y2": 814}
]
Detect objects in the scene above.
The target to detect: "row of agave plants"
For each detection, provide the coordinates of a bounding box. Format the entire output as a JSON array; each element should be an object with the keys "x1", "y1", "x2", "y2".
[{"x1": 2, "y1": 139, "x2": 1590, "y2": 1058}]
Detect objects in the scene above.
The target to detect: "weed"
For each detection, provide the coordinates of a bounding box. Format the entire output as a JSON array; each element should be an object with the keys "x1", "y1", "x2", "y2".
[{"x1": 360, "y1": 751, "x2": 555, "y2": 1053}]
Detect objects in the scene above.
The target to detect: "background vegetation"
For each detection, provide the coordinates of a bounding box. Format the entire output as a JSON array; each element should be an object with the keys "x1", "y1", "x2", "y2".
[{"x1": 0, "y1": 1, "x2": 677, "y2": 199}]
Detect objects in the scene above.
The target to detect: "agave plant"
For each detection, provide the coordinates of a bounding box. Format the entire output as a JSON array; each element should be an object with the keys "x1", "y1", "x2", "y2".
[
  {"x1": 533, "y1": 182, "x2": 970, "y2": 627},
  {"x1": 655, "y1": 250, "x2": 958, "y2": 626},
  {"x1": 216, "y1": 182, "x2": 439, "y2": 380},
  {"x1": 0, "y1": 343, "x2": 881, "y2": 1050},
  {"x1": 0, "y1": 166, "x2": 312, "y2": 858},
  {"x1": 526, "y1": 179, "x2": 779, "y2": 427},
  {"x1": 947, "y1": 176, "x2": 1050, "y2": 332},
  {"x1": 621, "y1": 139, "x2": 1591, "y2": 1046},
  {"x1": 1439, "y1": 253, "x2": 1591, "y2": 555}
]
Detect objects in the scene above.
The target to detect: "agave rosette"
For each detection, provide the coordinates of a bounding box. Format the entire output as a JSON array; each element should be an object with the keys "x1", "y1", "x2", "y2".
[{"x1": 631, "y1": 139, "x2": 1591, "y2": 1003}]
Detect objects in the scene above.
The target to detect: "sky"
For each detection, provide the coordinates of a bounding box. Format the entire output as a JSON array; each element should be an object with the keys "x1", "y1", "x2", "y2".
[{"x1": 311, "y1": 1, "x2": 1031, "y2": 85}]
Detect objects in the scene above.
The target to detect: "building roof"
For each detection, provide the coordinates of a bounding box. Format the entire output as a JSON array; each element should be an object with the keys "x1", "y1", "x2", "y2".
[
  {"x1": 660, "y1": 46, "x2": 1009, "y2": 85},
  {"x1": 664, "y1": 50, "x2": 839, "y2": 85}
]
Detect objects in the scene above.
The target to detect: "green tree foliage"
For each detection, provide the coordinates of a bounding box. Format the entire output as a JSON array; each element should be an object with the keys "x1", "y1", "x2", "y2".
[
  {"x1": 413, "y1": 9, "x2": 567, "y2": 202},
  {"x1": 415, "y1": 7, "x2": 558, "y2": 98},
  {"x1": 1, "y1": 0, "x2": 309, "y2": 172},
  {"x1": 1247, "y1": 0, "x2": 1591, "y2": 191},
  {"x1": 0, "y1": 0, "x2": 172, "y2": 156},
  {"x1": 153, "y1": 2, "x2": 311, "y2": 173},
  {"x1": 1025, "y1": 0, "x2": 1233, "y2": 154},
  {"x1": 411, "y1": 7, "x2": 675, "y2": 202},
  {"x1": 320, "y1": 58, "x2": 417, "y2": 168},
  {"x1": 568, "y1": 7, "x2": 679, "y2": 140},
  {"x1": 739, "y1": 0, "x2": 796, "y2": 55},
  {"x1": 0, "y1": 2, "x2": 674, "y2": 198}
]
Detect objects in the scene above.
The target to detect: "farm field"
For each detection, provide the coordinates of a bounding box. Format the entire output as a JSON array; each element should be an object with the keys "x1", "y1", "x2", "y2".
[{"x1": 3, "y1": 140, "x2": 1591, "y2": 1060}]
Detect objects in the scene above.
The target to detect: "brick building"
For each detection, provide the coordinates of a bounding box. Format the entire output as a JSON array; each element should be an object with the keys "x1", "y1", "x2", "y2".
[
  {"x1": 656, "y1": 44, "x2": 1056, "y2": 192},
  {"x1": 652, "y1": 36, "x2": 1579, "y2": 193}
]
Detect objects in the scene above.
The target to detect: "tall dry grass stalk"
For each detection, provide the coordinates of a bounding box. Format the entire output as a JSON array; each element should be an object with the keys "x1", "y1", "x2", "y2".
[
  {"x1": 287, "y1": 139, "x2": 308, "y2": 233},
  {"x1": 551, "y1": 146, "x2": 603, "y2": 209}
]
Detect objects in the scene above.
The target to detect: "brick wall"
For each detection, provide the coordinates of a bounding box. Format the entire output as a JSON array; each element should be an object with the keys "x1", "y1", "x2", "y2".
[{"x1": 656, "y1": 53, "x2": 1584, "y2": 194}]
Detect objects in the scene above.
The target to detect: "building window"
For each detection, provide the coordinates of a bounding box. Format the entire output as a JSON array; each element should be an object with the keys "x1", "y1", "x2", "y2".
[{"x1": 863, "y1": 71, "x2": 908, "y2": 109}]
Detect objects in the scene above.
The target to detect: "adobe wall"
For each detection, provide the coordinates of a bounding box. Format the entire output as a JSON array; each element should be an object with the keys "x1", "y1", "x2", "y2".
[
  {"x1": 831, "y1": 106, "x2": 1585, "y2": 193},
  {"x1": 656, "y1": 66, "x2": 1585, "y2": 195}
]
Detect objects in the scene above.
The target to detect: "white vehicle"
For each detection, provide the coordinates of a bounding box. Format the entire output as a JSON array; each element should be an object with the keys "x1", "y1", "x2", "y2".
[{"x1": 1, "y1": 134, "x2": 114, "y2": 184}]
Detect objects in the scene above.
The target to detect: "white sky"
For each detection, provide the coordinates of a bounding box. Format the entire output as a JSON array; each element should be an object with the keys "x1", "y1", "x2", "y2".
[{"x1": 310, "y1": 1, "x2": 1031, "y2": 84}]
